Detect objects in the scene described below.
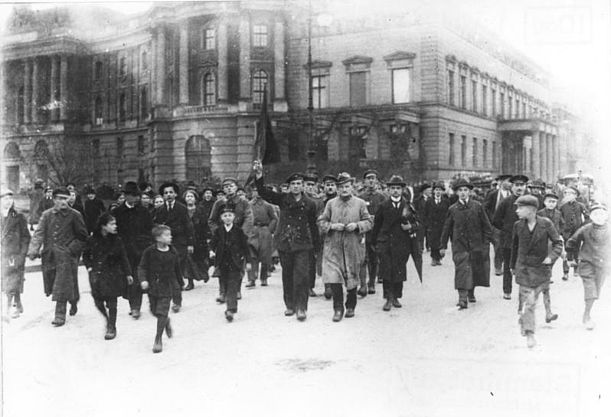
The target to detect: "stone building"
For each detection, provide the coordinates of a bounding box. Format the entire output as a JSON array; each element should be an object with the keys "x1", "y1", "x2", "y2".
[{"x1": 1, "y1": 1, "x2": 585, "y2": 192}]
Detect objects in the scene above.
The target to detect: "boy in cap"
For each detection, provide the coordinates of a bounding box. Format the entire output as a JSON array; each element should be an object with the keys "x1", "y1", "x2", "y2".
[
  {"x1": 511, "y1": 195, "x2": 563, "y2": 348},
  {"x1": 559, "y1": 186, "x2": 589, "y2": 280},
  {"x1": 566, "y1": 203, "x2": 609, "y2": 330}
]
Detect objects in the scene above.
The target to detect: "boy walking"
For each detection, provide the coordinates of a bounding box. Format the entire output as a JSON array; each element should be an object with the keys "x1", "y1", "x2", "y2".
[{"x1": 511, "y1": 195, "x2": 563, "y2": 348}]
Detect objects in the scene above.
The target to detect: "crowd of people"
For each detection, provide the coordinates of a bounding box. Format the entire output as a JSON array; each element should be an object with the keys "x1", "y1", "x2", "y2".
[{"x1": 1, "y1": 161, "x2": 607, "y2": 351}]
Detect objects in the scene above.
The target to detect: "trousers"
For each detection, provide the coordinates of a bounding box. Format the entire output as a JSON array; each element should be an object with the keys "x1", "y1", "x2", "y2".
[
  {"x1": 330, "y1": 284, "x2": 357, "y2": 311},
  {"x1": 279, "y1": 250, "x2": 310, "y2": 312}
]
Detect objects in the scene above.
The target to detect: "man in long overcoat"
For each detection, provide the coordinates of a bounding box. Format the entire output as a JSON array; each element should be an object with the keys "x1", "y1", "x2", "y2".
[
  {"x1": 371, "y1": 175, "x2": 419, "y2": 312},
  {"x1": 423, "y1": 181, "x2": 450, "y2": 266},
  {"x1": 441, "y1": 178, "x2": 493, "y2": 309},
  {"x1": 318, "y1": 173, "x2": 372, "y2": 321},
  {"x1": 28, "y1": 187, "x2": 88, "y2": 326},
  {"x1": 246, "y1": 183, "x2": 278, "y2": 287},
  {"x1": 484, "y1": 174, "x2": 512, "y2": 276}
]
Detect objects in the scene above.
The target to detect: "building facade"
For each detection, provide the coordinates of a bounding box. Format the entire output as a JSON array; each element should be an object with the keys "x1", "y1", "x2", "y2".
[{"x1": 1, "y1": 1, "x2": 584, "y2": 192}]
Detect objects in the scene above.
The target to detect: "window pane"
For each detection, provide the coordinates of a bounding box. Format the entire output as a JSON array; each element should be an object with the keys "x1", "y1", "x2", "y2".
[
  {"x1": 252, "y1": 70, "x2": 268, "y2": 103},
  {"x1": 349, "y1": 72, "x2": 367, "y2": 106},
  {"x1": 253, "y1": 25, "x2": 268, "y2": 47},
  {"x1": 392, "y1": 68, "x2": 410, "y2": 104},
  {"x1": 313, "y1": 74, "x2": 328, "y2": 109}
]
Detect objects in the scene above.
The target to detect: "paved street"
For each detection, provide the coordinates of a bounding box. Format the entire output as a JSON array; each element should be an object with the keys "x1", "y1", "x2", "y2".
[{"x1": 2, "y1": 254, "x2": 611, "y2": 417}]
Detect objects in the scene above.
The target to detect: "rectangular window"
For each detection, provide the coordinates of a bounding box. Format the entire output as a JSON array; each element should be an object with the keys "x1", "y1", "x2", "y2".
[
  {"x1": 483, "y1": 139, "x2": 488, "y2": 167},
  {"x1": 349, "y1": 71, "x2": 367, "y2": 106},
  {"x1": 472, "y1": 137, "x2": 478, "y2": 167},
  {"x1": 491, "y1": 89, "x2": 496, "y2": 116},
  {"x1": 449, "y1": 133, "x2": 455, "y2": 166},
  {"x1": 459, "y1": 76, "x2": 466, "y2": 109},
  {"x1": 448, "y1": 70, "x2": 455, "y2": 106},
  {"x1": 500, "y1": 92, "x2": 505, "y2": 118},
  {"x1": 515, "y1": 98, "x2": 519, "y2": 118},
  {"x1": 492, "y1": 141, "x2": 497, "y2": 168},
  {"x1": 508, "y1": 96, "x2": 513, "y2": 119},
  {"x1": 392, "y1": 68, "x2": 411, "y2": 104},
  {"x1": 461, "y1": 135, "x2": 467, "y2": 167},
  {"x1": 312, "y1": 74, "x2": 329, "y2": 109},
  {"x1": 481, "y1": 85, "x2": 487, "y2": 116},
  {"x1": 137, "y1": 135, "x2": 145, "y2": 156},
  {"x1": 119, "y1": 56, "x2": 126, "y2": 78},
  {"x1": 202, "y1": 28, "x2": 215, "y2": 50},
  {"x1": 471, "y1": 80, "x2": 477, "y2": 112},
  {"x1": 522, "y1": 102, "x2": 527, "y2": 118},
  {"x1": 117, "y1": 137, "x2": 124, "y2": 158},
  {"x1": 253, "y1": 24, "x2": 268, "y2": 47}
]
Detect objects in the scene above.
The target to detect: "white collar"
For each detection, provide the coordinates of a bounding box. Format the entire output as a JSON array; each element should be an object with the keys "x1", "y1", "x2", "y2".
[
  {"x1": 390, "y1": 196, "x2": 402, "y2": 203},
  {"x1": 460, "y1": 198, "x2": 469, "y2": 205},
  {"x1": 224, "y1": 224, "x2": 234, "y2": 232}
]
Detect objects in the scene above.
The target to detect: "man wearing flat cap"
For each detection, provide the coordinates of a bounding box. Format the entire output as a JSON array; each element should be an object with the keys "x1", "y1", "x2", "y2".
[
  {"x1": 511, "y1": 195, "x2": 563, "y2": 348},
  {"x1": 484, "y1": 174, "x2": 512, "y2": 276},
  {"x1": 441, "y1": 178, "x2": 493, "y2": 309},
  {"x1": 423, "y1": 181, "x2": 450, "y2": 266},
  {"x1": 253, "y1": 161, "x2": 320, "y2": 321},
  {"x1": 318, "y1": 173, "x2": 372, "y2": 321},
  {"x1": 28, "y1": 187, "x2": 88, "y2": 326},
  {"x1": 559, "y1": 185, "x2": 589, "y2": 280},
  {"x1": 492, "y1": 174, "x2": 529, "y2": 300}
]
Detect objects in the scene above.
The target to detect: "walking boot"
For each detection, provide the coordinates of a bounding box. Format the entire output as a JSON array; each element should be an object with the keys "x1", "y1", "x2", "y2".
[
  {"x1": 225, "y1": 310, "x2": 234, "y2": 322},
  {"x1": 562, "y1": 273, "x2": 569, "y2": 281},
  {"x1": 296, "y1": 310, "x2": 307, "y2": 321},
  {"x1": 284, "y1": 309, "x2": 295, "y2": 316},
  {"x1": 545, "y1": 313, "x2": 559, "y2": 323},
  {"x1": 152, "y1": 337, "x2": 163, "y2": 353},
  {"x1": 216, "y1": 293, "x2": 226, "y2": 303},
  {"x1": 236, "y1": 291, "x2": 242, "y2": 300},
  {"x1": 383, "y1": 299, "x2": 392, "y2": 311},
  {"x1": 323, "y1": 285, "x2": 333, "y2": 300},
  {"x1": 171, "y1": 304, "x2": 181, "y2": 313},
  {"x1": 357, "y1": 286, "x2": 368, "y2": 298},
  {"x1": 309, "y1": 289, "x2": 317, "y2": 297},
  {"x1": 260, "y1": 278, "x2": 268, "y2": 287},
  {"x1": 245, "y1": 280, "x2": 256, "y2": 288},
  {"x1": 344, "y1": 308, "x2": 355, "y2": 318},
  {"x1": 69, "y1": 302, "x2": 78, "y2": 316},
  {"x1": 184, "y1": 280, "x2": 195, "y2": 291},
  {"x1": 332, "y1": 310, "x2": 344, "y2": 322},
  {"x1": 457, "y1": 301, "x2": 468, "y2": 310},
  {"x1": 367, "y1": 284, "x2": 376, "y2": 295},
  {"x1": 165, "y1": 318, "x2": 173, "y2": 338},
  {"x1": 391, "y1": 298, "x2": 402, "y2": 308},
  {"x1": 104, "y1": 324, "x2": 116, "y2": 340}
]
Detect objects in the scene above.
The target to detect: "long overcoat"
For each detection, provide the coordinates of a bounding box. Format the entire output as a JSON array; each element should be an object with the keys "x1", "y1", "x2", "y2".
[
  {"x1": 423, "y1": 196, "x2": 451, "y2": 250},
  {"x1": 492, "y1": 193, "x2": 519, "y2": 248},
  {"x1": 1, "y1": 206, "x2": 31, "y2": 294},
  {"x1": 82, "y1": 233, "x2": 132, "y2": 299},
  {"x1": 28, "y1": 207, "x2": 88, "y2": 301},
  {"x1": 441, "y1": 199, "x2": 493, "y2": 290},
  {"x1": 248, "y1": 196, "x2": 278, "y2": 264},
  {"x1": 371, "y1": 197, "x2": 419, "y2": 283},
  {"x1": 511, "y1": 216, "x2": 563, "y2": 288},
  {"x1": 318, "y1": 196, "x2": 372, "y2": 289}
]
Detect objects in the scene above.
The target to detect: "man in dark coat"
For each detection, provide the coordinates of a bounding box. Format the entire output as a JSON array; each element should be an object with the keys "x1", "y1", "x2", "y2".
[
  {"x1": 28, "y1": 187, "x2": 88, "y2": 326},
  {"x1": 511, "y1": 195, "x2": 563, "y2": 348},
  {"x1": 253, "y1": 160, "x2": 320, "y2": 321},
  {"x1": 83, "y1": 185, "x2": 106, "y2": 235},
  {"x1": 114, "y1": 181, "x2": 153, "y2": 318},
  {"x1": 357, "y1": 169, "x2": 387, "y2": 295},
  {"x1": 197, "y1": 186, "x2": 216, "y2": 239},
  {"x1": 153, "y1": 182, "x2": 194, "y2": 312},
  {"x1": 559, "y1": 186, "x2": 589, "y2": 280},
  {"x1": 492, "y1": 174, "x2": 528, "y2": 300},
  {"x1": 28, "y1": 179, "x2": 44, "y2": 231},
  {"x1": 371, "y1": 175, "x2": 419, "y2": 312},
  {"x1": 441, "y1": 178, "x2": 493, "y2": 309},
  {"x1": 414, "y1": 183, "x2": 432, "y2": 252},
  {"x1": 304, "y1": 172, "x2": 324, "y2": 297},
  {"x1": 423, "y1": 181, "x2": 450, "y2": 266},
  {"x1": 484, "y1": 174, "x2": 512, "y2": 276},
  {"x1": 39, "y1": 186, "x2": 54, "y2": 216},
  {"x1": 66, "y1": 182, "x2": 84, "y2": 213}
]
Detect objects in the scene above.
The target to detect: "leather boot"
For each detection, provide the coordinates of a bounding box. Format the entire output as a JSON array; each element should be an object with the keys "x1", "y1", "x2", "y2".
[
  {"x1": 332, "y1": 310, "x2": 343, "y2": 322},
  {"x1": 383, "y1": 299, "x2": 392, "y2": 311},
  {"x1": 152, "y1": 337, "x2": 163, "y2": 353}
]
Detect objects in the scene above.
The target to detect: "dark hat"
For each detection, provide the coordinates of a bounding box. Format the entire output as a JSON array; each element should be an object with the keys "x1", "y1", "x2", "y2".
[
  {"x1": 510, "y1": 175, "x2": 529, "y2": 184},
  {"x1": 83, "y1": 185, "x2": 95, "y2": 195},
  {"x1": 53, "y1": 187, "x2": 70, "y2": 198},
  {"x1": 530, "y1": 179, "x2": 545, "y2": 189},
  {"x1": 221, "y1": 177, "x2": 238, "y2": 187},
  {"x1": 495, "y1": 174, "x2": 512, "y2": 182},
  {"x1": 336, "y1": 172, "x2": 355, "y2": 185},
  {"x1": 201, "y1": 185, "x2": 215, "y2": 193},
  {"x1": 544, "y1": 192, "x2": 559, "y2": 200},
  {"x1": 215, "y1": 190, "x2": 226, "y2": 196},
  {"x1": 303, "y1": 172, "x2": 319, "y2": 183},
  {"x1": 363, "y1": 169, "x2": 379, "y2": 179},
  {"x1": 452, "y1": 178, "x2": 474, "y2": 191},
  {"x1": 590, "y1": 203, "x2": 607, "y2": 212},
  {"x1": 386, "y1": 175, "x2": 406, "y2": 187},
  {"x1": 124, "y1": 181, "x2": 139, "y2": 196},
  {"x1": 0, "y1": 189, "x2": 14, "y2": 198},
  {"x1": 220, "y1": 204, "x2": 235, "y2": 215},
  {"x1": 514, "y1": 195, "x2": 539, "y2": 208},
  {"x1": 433, "y1": 181, "x2": 445, "y2": 190},
  {"x1": 286, "y1": 172, "x2": 305, "y2": 183},
  {"x1": 419, "y1": 183, "x2": 432, "y2": 193},
  {"x1": 159, "y1": 182, "x2": 179, "y2": 195},
  {"x1": 138, "y1": 181, "x2": 151, "y2": 191},
  {"x1": 322, "y1": 174, "x2": 338, "y2": 184}
]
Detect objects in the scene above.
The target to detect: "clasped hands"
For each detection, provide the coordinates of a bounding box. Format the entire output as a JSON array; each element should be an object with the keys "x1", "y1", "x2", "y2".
[{"x1": 330, "y1": 222, "x2": 358, "y2": 232}]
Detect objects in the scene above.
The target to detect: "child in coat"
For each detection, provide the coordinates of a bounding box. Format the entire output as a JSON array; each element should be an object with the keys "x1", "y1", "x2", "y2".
[
  {"x1": 138, "y1": 225, "x2": 183, "y2": 353},
  {"x1": 209, "y1": 206, "x2": 251, "y2": 322}
]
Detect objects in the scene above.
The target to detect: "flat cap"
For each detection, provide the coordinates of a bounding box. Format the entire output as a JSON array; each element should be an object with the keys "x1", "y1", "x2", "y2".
[
  {"x1": 514, "y1": 195, "x2": 539, "y2": 208},
  {"x1": 286, "y1": 172, "x2": 305, "y2": 183},
  {"x1": 510, "y1": 175, "x2": 529, "y2": 184}
]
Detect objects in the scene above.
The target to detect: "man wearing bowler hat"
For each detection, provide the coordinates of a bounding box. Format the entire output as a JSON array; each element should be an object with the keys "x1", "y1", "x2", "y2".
[
  {"x1": 484, "y1": 174, "x2": 513, "y2": 276},
  {"x1": 493, "y1": 174, "x2": 529, "y2": 300}
]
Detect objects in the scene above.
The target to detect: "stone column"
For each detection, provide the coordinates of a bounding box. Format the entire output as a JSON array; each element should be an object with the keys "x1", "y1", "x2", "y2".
[
  {"x1": 31, "y1": 57, "x2": 40, "y2": 124},
  {"x1": 217, "y1": 19, "x2": 228, "y2": 103},
  {"x1": 273, "y1": 20, "x2": 287, "y2": 111},
  {"x1": 60, "y1": 55, "x2": 68, "y2": 120},
  {"x1": 539, "y1": 130, "x2": 547, "y2": 182},
  {"x1": 156, "y1": 27, "x2": 167, "y2": 105},
  {"x1": 24, "y1": 59, "x2": 31, "y2": 124},
  {"x1": 179, "y1": 24, "x2": 189, "y2": 105},
  {"x1": 238, "y1": 15, "x2": 251, "y2": 107},
  {"x1": 531, "y1": 130, "x2": 540, "y2": 179},
  {"x1": 50, "y1": 55, "x2": 59, "y2": 121},
  {"x1": 546, "y1": 134, "x2": 553, "y2": 182}
]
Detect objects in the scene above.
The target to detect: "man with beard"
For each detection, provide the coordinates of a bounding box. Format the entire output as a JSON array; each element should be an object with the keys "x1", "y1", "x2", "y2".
[
  {"x1": 423, "y1": 181, "x2": 450, "y2": 266},
  {"x1": 318, "y1": 173, "x2": 372, "y2": 321},
  {"x1": 28, "y1": 187, "x2": 88, "y2": 325},
  {"x1": 113, "y1": 181, "x2": 153, "y2": 319},
  {"x1": 492, "y1": 174, "x2": 528, "y2": 300},
  {"x1": 357, "y1": 169, "x2": 387, "y2": 295},
  {"x1": 253, "y1": 161, "x2": 319, "y2": 321}
]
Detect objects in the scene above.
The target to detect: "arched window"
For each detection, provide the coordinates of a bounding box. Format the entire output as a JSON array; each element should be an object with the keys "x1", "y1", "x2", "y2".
[
  {"x1": 94, "y1": 96, "x2": 103, "y2": 123},
  {"x1": 252, "y1": 70, "x2": 268, "y2": 104},
  {"x1": 3, "y1": 142, "x2": 21, "y2": 160},
  {"x1": 33, "y1": 140, "x2": 49, "y2": 159},
  {"x1": 94, "y1": 61, "x2": 103, "y2": 80},
  {"x1": 185, "y1": 135, "x2": 211, "y2": 184},
  {"x1": 202, "y1": 72, "x2": 216, "y2": 106}
]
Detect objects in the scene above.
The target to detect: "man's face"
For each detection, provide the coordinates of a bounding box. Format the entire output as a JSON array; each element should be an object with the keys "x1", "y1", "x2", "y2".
[
  {"x1": 324, "y1": 181, "x2": 337, "y2": 195},
  {"x1": 1, "y1": 195, "x2": 14, "y2": 211},
  {"x1": 163, "y1": 186, "x2": 176, "y2": 202},
  {"x1": 338, "y1": 182, "x2": 353, "y2": 197},
  {"x1": 515, "y1": 205, "x2": 534, "y2": 219},
  {"x1": 501, "y1": 179, "x2": 512, "y2": 190},
  {"x1": 543, "y1": 197, "x2": 557, "y2": 210},
  {"x1": 54, "y1": 194, "x2": 70, "y2": 210},
  {"x1": 140, "y1": 194, "x2": 151, "y2": 207},
  {"x1": 87, "y1": 193, "x2": 95, "y2": 200},
  {"x1": 184, "y1": 192, "x2": 197, "y2": 205},
  {"x1": 563, "y1": 189, "x2": 576, "y2": 202},
  {"x1": 126, "y1": 194, "x2": 139, "y2": 205},
  {"x1": 388, "y1": 185, "x2": 403, "y2": 199},
  {"x1": 154, "y1": 197, "x2": 164, "y2": 208},
  {"x1": 289, "y1": 179, "x2": 304, "y2": 195},
  {"x1": 364, "y1": 175, "x2": 377, "y2": 189},
  {"x1": 68, "y1": 191, "x2": 76, "y2": 204},
  {"x1": 512, "y1": 182, "x2": 526, "y2": 196},
  {"x1": 223, "y1": 182, "x2": 237, "y2": 196},
  {"x1": 305, "y1": 181, "x2": 316, "y2": 195},
  {"x1": 102, "y1": 218, "x2": 118, "y2": 235},
  {"x1": 457, "y1": 187, "x2": 470, "y2": 201},
  {"x1": 221, "y1": 212, "x2": 235, "y2": 225},
  {"x1": 434, "y1": 188, "x2": 443, "y2": 198},
  {"x1": 203, "y1": 190, "x2": 213, "y2": 200}
]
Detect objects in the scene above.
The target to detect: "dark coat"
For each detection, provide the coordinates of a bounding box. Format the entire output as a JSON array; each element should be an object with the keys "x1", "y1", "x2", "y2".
[
  {"x1": 113, "y1": 203, "x2": 154, "y2": 273},
  {"x1": 1, "y1": 206, "x2": 31, "y2": 294},
  {"x1": 559, "y1": 200, "x2": 589, "y2": 240},
  {"x1": 153, "y1": 200, "x2": 194, "y2": 249},
  {"x1": 83, "y1": 197, "x2": 106, "y2": 234},
  {"x1": 210, "y1": 224, "x2": 251, "y2": 272},
  {"x1": 196, "y1": 198, "x2": 216, "y2": 240},
  {"x1": 256, "y1": 177, "x2": 320, "y2": 253},
  {"x1": 208, "y1": 194, "x2": 254, "y2": 237},
  {"x1": 39, "y1": 197, "x2": 54, "y2": 217},
  {"x1": 137, "y1": 245, "x2": 183, "y2": 298},
  {"x1": 441, "y1": 199, "x2": 492, "y2": 290},
  {"x1": 357, "y1": 188, "x2": 387, "y2": 217},
  {"x1": 371, "y1": 197, "x2": 419, "y2": 283},
  {"x1": 537, "y1": 208, "x2": 564, "y2": 234},
  {"x1": 423, "y1": 196, "x2": 451, "y2": 250},
  {"x1": 28, "y1": 188, "x2": 44, "y2": 225},
  {"x1": 510, "y1": 216, "x2": 563, "y2": 288},
  {"x1": 83, "y1": 234, "x2": 131, "y2": 299},
  {"x1": 28, "y1": 207, "x2": 88, "y2": 301},
  {"x1": 249, "y1": 197, "x2": 279, "y2": 263},
  {"x1": 484, "y1": 189, "x2": 508, "y2": 221},
  {"x1": 492, "y1": 193, "x2": 519, "y2": 248},
  {"x1": 185, "y1": 204, "x2": 210, "y2": 281}
]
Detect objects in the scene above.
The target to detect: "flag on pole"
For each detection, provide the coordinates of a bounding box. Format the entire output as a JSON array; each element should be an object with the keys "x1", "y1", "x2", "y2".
[{"x1": 254, "y1": 84, "x2": 280, "y2": 164}]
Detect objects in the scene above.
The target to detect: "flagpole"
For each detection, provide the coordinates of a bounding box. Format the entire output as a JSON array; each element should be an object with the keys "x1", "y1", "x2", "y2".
[{"x1": 306, "y1": 0, "x2": 316, "y2": 172}]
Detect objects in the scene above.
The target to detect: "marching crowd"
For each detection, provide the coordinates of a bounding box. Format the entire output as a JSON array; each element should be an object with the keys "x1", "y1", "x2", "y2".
[{"x1": 1, "y1": 160, "x2": 608, "y2": 351}]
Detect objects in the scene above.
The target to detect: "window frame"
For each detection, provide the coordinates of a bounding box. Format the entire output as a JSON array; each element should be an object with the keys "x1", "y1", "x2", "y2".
[
  {"x1": 391, "y1": 67, "x2": 411, "y2": 104},
  {"x1": 202, "y1": 72, "x2": 216, "y2": 106},
  {"x1": 252, "y1": 69, "x2": 268, "y2": 104},
  {"x1": 253, "y1": 24, "x2": 269, "y2": 47},
  {"x1": 202, "y1": 27, "x2": 216, "y2": 50}
]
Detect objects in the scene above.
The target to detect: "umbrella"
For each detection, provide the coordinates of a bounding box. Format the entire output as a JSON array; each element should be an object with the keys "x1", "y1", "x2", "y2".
[{"x1": 412, "y1": 245, "x2": 423, "y2": 283}]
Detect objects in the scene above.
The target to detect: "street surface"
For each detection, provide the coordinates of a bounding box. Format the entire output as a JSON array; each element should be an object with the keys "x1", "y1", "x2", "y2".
[{"x1": 2, "y1": 252, "x2": 610, "y2": 417}]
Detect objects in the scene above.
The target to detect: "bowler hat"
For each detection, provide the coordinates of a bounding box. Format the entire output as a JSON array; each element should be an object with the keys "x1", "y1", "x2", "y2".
[
  {"x1": 336, "y1": 172, "x2": 355, "y2": 185},
  {"x1": 386, "y1": 175, "x2": 406, "y2": 187},
  {"x1": 452, "y1": 178, "x2": 474, "y2": 191},
  {"x1": 286, "y1": 172, "x2": 305, "y2": 183},
  {"x1": 159, "y1": 182, "x2": 179, "y2": 196},
  {"x1": 363, "y1": 169, "x2": 379, "y2": 179},
  {"x1": 515, "y1": 195, "x2": 539, "y2": 208},
  {"x1": 124, "y1": 181, "x2": 139, "y2": 196},
  {"x1": 419, "y1": 183, "x2": 432, "y2": 193},
  {"x1": 510, "y1": 175, "x2": 529, "y2": 184}
]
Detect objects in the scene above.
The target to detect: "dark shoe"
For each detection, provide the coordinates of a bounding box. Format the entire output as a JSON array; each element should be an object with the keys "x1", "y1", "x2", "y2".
[
  {"x1": 216, "y1": 294, "x2": 226, "y2": 304},
  {"x1": 562, "y1": 273, "x2": 569, "y2": 281},
  {"x1": 245, "y1": 280, "x2": 256, "y2": 288},
  {"x1": 391, "y1": 299, "x2": 402, "y2": 308},
  {"x1": 367, "y1": 285, "x2": 376, "y2": 295},
  {"x1": 296, "y1": 310, "x2": 307, "y2": 321},
  {"x1": 284, "y1": 309, "x2": 295, "y2": 316},
  {"x1": 503, "y1": 293, "x2": 511, "y2": 300},
  {"x1": 225, "y1": 311, "x2": 234, "y2": 322},
  {"x1": 357, "y1": 287, "x2": 368, "y2": 297},
  {"x1": 545, "y1": 313, "x2": 559, "y2": 323},
  {"x1": 104, "y1": 326, "x2": 116, "y2": 340},
  {"x1": 52, "y1": 318, "x2": 65, "y2": 327},
  {"x1": 131, "y1": 309, "x2": 141, "y2": 319},
  {"x1": 184, "y1": 282, "x2": 194, "y2": 291},
  {"x1": 171, "y1": 304, "x2": 181, "y2": 313},
  {"x1": 332, "y1": 310, "x2": 343, "y2": 322},
  {"x1": 468, "y1": 295, "x2": 476, "y2": 303},
  {"x1": 236, "y1": 291, "x2": 242, "y2": 300},
  {"x1": 152, "y1": 338, "x2": 163, "y2": 353},
  {"x1": 458, "y1": 301, "x2": 468, "y2": 310},
  {"x1": 383, "y1": 300, "x2": 392, "y2": 311},
  {"x1": 69, "y1": 303, "x2": 78, "y2": 316},
  {"x1": 495, "y1": 269, "x2": 503, "y2": 276},
  {"x1": 323, "y1": 286, "x2": 333, "y2": 299},
  {"x1": 377, "y1": 277, "x2": 383, "y2": 283},
  {"x1": 261, "y1": 279, "x2": 268, "y2": 287},
  {"x1": 344, "y1": 308, "x2": 355, "y2": 318},
  {"x1": 309, "y1": 289, "x2": 317, "y2": 297},
  {"x1": 165, "y1": 319, "x2": 173, "y2": 338}
]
